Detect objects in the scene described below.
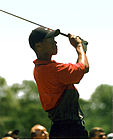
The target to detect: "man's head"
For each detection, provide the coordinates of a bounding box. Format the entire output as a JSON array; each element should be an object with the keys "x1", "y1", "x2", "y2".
[
  {"x1": 29, "y1": 27, "x2": 60, "y2": 49},
  {"x1": 89, "y1": 127, "x2": 107, "y2": 139},
  {"x1": 3, "y1": 130, "x2": 19, "y2": 139},
  {"x1": 29, "y1": 27, "x2": 60, "y2": 59},
  {"x1": 2, "y1": 137, "x2": 14, "y2": 140},
  {"x1": 30, "y1": 124, "x2": 49, "y2": 139}
]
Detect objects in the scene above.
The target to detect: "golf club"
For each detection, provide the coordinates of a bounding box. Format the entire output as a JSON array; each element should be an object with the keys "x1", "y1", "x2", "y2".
[{"x1": 0, "y1": 9, "x2": 88, "y2": 46}]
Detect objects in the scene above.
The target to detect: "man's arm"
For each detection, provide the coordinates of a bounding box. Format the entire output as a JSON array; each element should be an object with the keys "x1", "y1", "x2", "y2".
[{"x1": 68, "y1": 34, "x2": 89, "y2": 73}]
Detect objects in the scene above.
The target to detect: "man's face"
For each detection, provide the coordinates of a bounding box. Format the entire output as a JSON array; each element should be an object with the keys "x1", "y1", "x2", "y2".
[
  {"x1": 40, "y1": 37, "x2": 58, "y2": 55},
  {"x1": 94, "y1": 131, "x2": 107, "y2": 139},
  {"x1": 32, "y1": 125, "x2": 49, "y2": 139}
]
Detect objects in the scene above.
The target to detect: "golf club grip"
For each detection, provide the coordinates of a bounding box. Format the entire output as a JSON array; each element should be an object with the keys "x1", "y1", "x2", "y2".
[{"x1": 60, "y1": 32, "x2": 88, "y2": 45}]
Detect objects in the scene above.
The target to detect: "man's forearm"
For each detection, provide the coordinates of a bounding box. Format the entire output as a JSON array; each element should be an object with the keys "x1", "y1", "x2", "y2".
[
  {"x1": 68, "y1": 34, "x2": 89, "y2": 73},
  {"x1": 76, "y1": 43, "x2": 89, "y2": 73}
]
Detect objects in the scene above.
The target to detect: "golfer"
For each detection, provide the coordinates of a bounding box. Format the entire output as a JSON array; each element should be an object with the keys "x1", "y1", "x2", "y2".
[{"x1": 29, "y1": 27, "x2": 89, "y2": 139}]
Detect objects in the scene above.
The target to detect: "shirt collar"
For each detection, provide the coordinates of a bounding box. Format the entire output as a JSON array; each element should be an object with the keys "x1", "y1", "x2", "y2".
[{"x1": 33, "y1": 59, "x2": 56, "y2": 65}]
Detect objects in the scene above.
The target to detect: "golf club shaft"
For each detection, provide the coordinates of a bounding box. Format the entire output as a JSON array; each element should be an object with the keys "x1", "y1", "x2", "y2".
[
  {"x1": 0, "y1": 9, "x2": 88, "y2": 45},
  {"x1": 0, "y1": 9, "x2": 68, "y2": 37}
]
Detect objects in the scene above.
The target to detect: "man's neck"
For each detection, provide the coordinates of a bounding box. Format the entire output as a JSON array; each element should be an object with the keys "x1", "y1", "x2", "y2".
[{"x1": 37, "y1": 55, "x2": 52, "y2": 61}]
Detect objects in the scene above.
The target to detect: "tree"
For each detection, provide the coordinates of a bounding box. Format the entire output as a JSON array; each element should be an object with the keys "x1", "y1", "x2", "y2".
[
  {"x1": 0, "y1": 77, "x2": 51, "y2": 138},
  {"x1": 80, "y1": 84, "x2": 113, "y2": 134}
]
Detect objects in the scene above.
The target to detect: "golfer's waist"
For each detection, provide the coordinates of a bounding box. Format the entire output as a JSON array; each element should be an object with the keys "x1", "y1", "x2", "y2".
[{"x1": 53, "y1": 119, "x2": 82, "y2": 125}]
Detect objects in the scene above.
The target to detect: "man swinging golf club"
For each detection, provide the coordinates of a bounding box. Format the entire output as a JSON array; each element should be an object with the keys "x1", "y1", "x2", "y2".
[{"x1": 29, "y1": 27, "x2": 89, "y2": 139}]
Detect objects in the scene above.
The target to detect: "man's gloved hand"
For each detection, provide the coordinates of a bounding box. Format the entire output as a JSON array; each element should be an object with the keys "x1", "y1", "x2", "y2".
[
  {"x1": 68, "y1": 34, "x2": 88, "y2": 53},
  {"x1": 78, "y1": 36, "x2": 88, "y2": 53}
]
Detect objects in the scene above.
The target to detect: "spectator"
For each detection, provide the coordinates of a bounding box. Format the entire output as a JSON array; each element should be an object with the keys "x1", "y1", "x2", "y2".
[
  {"x1": 2, "y1": 136, "x2": 14, "y2": 140},
  {"x1": 30, "y1": 124, "x2": 49, "y2": 139},
  {"x1": 3, "y1": 130, "x2": 19, "y2": 139},
  {"x1": 107, "y1": 133, "x2": 113, "y2": 139},
  {"x1": 89, "y1": 127, "x2": 107, "y2": 139}
]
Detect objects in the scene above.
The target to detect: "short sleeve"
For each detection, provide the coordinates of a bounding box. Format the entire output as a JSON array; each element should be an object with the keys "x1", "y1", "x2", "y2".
[{"x1": 56, "y1": 62, "x2": 85, "y2": 84}]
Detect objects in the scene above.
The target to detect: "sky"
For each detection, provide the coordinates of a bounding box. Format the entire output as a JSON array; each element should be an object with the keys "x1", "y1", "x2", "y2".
[{"x1": 0, "y1": 0, "x2": 113, "y2": 100}]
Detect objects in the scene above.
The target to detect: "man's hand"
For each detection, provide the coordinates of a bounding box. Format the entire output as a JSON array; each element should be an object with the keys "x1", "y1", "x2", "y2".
[
  {"x1": 68, "y1": 33, "x2": 89, "y2": 73},
  {"x1": 68, "y1": 34, "x2": 82, "y2": 48}
]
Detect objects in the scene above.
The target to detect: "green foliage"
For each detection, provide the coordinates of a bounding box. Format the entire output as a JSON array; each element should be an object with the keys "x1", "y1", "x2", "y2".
[
  {"x1": 79, "y1": 84, "x2": 113, "y2": 134},
  {"x1": 0, "y1": 77, "x2": 50, "y2": 138},
  {"x1": 0, "y1": 76, "x2": 7, "y2": 87},
  {"x1": 0, "y1": 76, "x2": 112, "y2": 138}
]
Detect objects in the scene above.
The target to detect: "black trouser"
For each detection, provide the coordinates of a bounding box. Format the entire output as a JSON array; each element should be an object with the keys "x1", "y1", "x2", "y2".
[{"x1": 49, "y1": 120, "x2": 88, "y2": 139}]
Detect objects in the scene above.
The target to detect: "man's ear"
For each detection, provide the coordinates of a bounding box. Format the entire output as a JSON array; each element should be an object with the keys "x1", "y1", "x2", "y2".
[{"x1": 34, "y1": 42, "x2": 41, "y2": 52}]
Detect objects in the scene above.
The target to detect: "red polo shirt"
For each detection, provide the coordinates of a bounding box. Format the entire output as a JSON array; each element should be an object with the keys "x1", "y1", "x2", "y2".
[{"x1": 33, "y1": 59, "x2": 85, "y2": 111}]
